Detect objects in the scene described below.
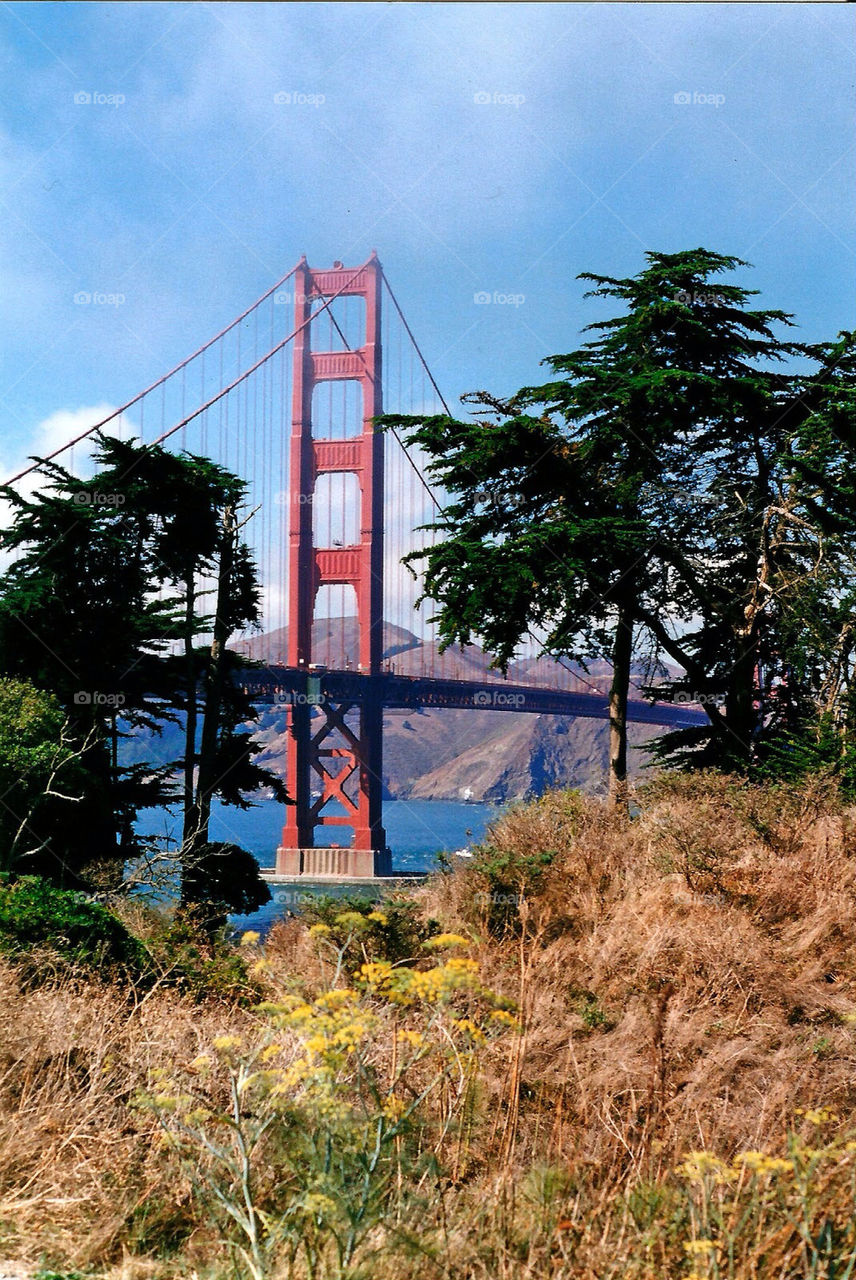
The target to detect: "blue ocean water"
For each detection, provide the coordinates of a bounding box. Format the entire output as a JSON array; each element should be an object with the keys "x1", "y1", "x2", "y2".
[{"x1": 135, "y1": 798, "x2": 499, "y2": 932}]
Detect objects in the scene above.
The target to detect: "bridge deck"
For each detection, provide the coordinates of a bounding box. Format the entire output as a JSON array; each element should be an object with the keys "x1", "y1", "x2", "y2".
[{"x1": 241, "y1": 667, "x2": 708, "y2": 728}]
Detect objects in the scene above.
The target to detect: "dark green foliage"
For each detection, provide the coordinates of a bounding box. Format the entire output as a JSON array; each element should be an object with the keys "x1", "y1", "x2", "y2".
[
  {"x1": 469, "y1": 845, "x2": 557, "y2": 937},
  {"x1": 382, "y1": 250, "x2": 856, "y2": 789},
  {"x1": 144, "y1": 909, "x2": 263, "y2": 1005},
  {"x1": 0, "y1": 678, "x2": 88, "y2": 876},
  {"x1": 33, "y1": 1272, "x2": 88, "y2": 1280},
  {"x1": 299, "y1": 893, "x2": 440, "y2": 964},
  {"x1": 0, "y1": 875, "x2": 152, "y2": 983},
  {"x1": 122, "y1": 1189, "x2": 197, "y2": 1258},
  {"x1": 576, "y1": 991, "x2": 616, "y2": 1032},
  {"x1": 0, "y1": 433, "x2": 290, "y2": 912},
  {"x1": 184, "y1": 841, "x2": 271, "y2": 920}
]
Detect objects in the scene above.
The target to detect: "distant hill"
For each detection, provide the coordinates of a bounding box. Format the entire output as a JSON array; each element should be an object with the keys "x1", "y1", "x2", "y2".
[{"x1": 236, "y1": 619, "x2": 421, "y2": 667}]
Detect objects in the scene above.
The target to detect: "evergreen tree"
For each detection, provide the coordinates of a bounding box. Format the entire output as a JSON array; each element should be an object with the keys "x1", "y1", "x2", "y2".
[
  {"x1": 383, "y1": 249, "x2": 802, "y2": 802},
  {"x1": 0, "y1": 452, "x2": 179, "y2": 883},
  {"x1": 0, "y1": 436, "x2": 288, "y2": 911},
  {"x1": 86, "y1": 438, "x2": 289, "y2": 917}
]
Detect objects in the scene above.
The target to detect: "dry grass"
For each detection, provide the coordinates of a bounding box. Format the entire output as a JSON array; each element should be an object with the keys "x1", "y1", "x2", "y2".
[
  {"x1": 427, "y1": 776, "x2": 856, "y2": 1170},
  {"x1": 3, "y1": 774, "x2": 856, "y2": 1277},
  {"x1": 0, "y1": 961, "x2": 262, "y2": 1275}
]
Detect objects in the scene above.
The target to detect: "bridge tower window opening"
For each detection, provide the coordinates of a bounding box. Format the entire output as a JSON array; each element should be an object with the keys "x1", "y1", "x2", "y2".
[{"x1": 310, "y1": 378, "x2": 364, "y2": 441}]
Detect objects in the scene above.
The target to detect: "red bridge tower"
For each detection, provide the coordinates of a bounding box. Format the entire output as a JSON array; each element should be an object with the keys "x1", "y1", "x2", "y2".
[{"x1": 277, "y1": 255, "x2": 390, "y2": 877}]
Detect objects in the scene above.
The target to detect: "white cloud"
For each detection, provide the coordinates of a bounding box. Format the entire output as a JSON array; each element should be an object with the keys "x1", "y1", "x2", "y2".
[{"x1": 0, "y1": 403, "x2": 140, "y2": 550}]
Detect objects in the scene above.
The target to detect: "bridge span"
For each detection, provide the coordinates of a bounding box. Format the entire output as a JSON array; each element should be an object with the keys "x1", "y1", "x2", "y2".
[{"x1": 243, "y1": 667, "x2": 709, "y2": 726}]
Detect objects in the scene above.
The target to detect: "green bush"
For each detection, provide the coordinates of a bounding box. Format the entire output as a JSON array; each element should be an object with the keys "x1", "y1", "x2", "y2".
[
  {"x1": 299, "y1": 892, "x2": 439, "y2": 964},
  {"x1": 0, "y1": 875, "x2": 153, "y2": 984},
  {"x1": 145, "y1": 908, "x2": 263, "y2": 1005},
  {"x1": 469, "y1": 845, "x2": 557, "y2": 937}
]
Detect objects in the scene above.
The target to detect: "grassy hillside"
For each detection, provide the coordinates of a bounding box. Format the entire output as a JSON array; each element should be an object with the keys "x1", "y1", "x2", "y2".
[{"x1": 3, "y1": 774, "x2": 856, "y2": 1278}]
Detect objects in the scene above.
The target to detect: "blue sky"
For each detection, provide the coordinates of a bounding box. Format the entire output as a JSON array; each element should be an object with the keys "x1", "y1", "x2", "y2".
[{"x1": 1, "y1": 1, "x2": 854, "y2": 478}]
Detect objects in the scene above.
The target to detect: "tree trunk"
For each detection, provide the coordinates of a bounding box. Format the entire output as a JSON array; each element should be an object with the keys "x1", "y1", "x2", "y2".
[
  {"x1": 726, "y1": 622, "x2": 759, "y2": 768},
  {"x1": 181, "y1": 508, "x2": 236, "y2": 918},
  {"x1": 181, "y1": 570, "x2": 198, "y2": 850},
  {"x1": 608, "y1": 599, "x2": 634, "y2": 812},
  {"x1": 195, "y1": 506, "x2": 236, "y2": 841}
]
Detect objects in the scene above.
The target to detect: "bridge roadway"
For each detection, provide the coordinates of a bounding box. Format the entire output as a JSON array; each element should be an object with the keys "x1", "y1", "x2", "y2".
[{"x1": 241, "y1": 666, "x2": 709, "y2": 728}]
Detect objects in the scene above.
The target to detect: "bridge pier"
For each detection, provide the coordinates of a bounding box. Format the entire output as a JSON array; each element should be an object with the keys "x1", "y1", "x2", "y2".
[{"x1": 275, "y1": 845, "x2": 392, "y2": 877}]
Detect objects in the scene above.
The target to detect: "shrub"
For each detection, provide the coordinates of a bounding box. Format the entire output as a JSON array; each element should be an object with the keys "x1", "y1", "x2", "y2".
[
  {"x1": 141, "y1": 941, "x2": 514, "y2": 1280},
  {"x1": 469, "y1": 844, "x2": 558, "y2": 937},
  {"x1": 299, "y1": 893, "x2": 440, "y2": 965},
  {"x1": 144, "y1": 908, "x2": 264, "y2": 1005},
  {"x1": 0, "y1": 875, "x2": 152, "y2": 984},
  {"x1": 188, "y1": 841, "x2": 272, "y2": 918}
]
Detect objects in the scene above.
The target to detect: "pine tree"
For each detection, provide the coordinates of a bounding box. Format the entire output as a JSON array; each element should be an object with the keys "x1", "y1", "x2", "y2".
[
  {"x1": 383, "y1": 249, "x2": 802, "y2": 802},
  {"x1": 0, "y1": 435, "x2": 289, "y2": 910}
]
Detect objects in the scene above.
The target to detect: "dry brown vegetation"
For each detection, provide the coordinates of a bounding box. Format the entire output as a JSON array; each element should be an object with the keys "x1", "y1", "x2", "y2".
[{"x1": 3, "y1": 773, "x2": 856, "y2": 1278}]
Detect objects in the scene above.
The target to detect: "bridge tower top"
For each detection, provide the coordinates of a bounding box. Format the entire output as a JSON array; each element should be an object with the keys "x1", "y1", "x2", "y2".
[{"x1": 285, "y1": 256, "x2": 383, "y2": 674}]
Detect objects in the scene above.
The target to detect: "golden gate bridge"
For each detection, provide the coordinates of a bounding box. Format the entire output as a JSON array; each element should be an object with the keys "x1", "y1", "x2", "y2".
[{"x1": 5, "y1": 254, "x2": 704, "y2": 878}]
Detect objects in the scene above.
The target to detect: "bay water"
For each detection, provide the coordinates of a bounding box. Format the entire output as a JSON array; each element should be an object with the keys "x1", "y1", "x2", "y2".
[{"x1": 136, "y1": 797, "x2": 499, "y2": 932}]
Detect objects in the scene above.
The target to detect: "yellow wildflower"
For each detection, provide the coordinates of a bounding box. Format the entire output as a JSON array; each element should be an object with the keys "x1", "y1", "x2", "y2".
[
  {"x1": 315, "y1": 989, "x2": 353, "y2": 1009},
  {"x1": 211, "y1": 1035, "x2": 243, "y2": 1053},
  {"x1": 733, "y1": 1151, "x2": 769, "y2": 1171},
  {"x1": 367, "y1": 910, "x2": 388, "y2": 924},
  {"x1": 240, "y1": 930, "x2": 260, "y2": 946},
  {"x1": 684, "y1": 1239, "x2": 716, "y2": 1255},
  {"x1": 397, "y1": 1029, "x2": 424, "y2": 1048},
  {"x1": 260, "y1": 1044, "x2": 284, "y2": 1063},
  {"x1": 489, "y1": 1009, "x2": 520, "y2": 1030},
  {"x1": 382, "y1": 1094, "x2": 406, "y2": 1120},
  {"x1": 678, "y1": 1151, "x2": 734, "y2": 1183},
  {"x1": 803, "y1": 1108, "x2": 839, "y2": 1126},
  {"x1": 424, "y1": 932, "x2": 471, "y2": 949},
  {"x1": 453, "y1": 1017, "x2": 486, "y2": 1043},
  {"x1": 302, "y1": 1192, "x2": 337, "y2": 1217},
  {"x1": 359, "y1": 960, "x2": 393, "y2": 987},
  {"x1": 732, "y1": 1151, "x2": 794, "y2": 1176},
  {"x1": 335, "y1": 911, "x2": 369, "y2": 930},
  {"x1": 309, "y1": 922, "x2": 331, "y2": 937}
]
